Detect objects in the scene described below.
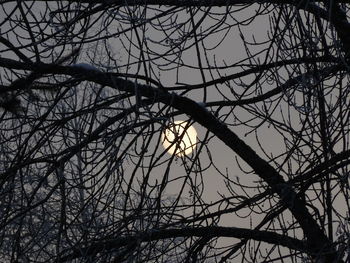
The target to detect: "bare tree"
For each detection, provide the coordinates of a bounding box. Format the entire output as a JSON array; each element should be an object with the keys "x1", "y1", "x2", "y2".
[{"x1": 1, "y1": 0, "x2": 350, "y2": 262}]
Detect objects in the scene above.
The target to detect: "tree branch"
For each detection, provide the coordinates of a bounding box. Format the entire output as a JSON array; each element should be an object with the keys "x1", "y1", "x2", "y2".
[
  {"x1": 0, "y1": 59, "x2": 340, "y2": 260},
  {"x1": 1, "y1": 0, "x2": 350, "y2": 6},
  {"x1": 59, "y1": 226, "x2": 307, "y2": 262}
]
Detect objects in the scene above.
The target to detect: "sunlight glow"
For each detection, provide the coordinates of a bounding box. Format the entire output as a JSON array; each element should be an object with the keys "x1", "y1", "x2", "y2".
[{"x1": 162, "y1": 120, "x2": 197, "y2": 156}]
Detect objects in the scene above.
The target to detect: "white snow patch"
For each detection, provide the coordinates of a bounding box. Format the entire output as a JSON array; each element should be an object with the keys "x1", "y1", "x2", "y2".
[
  {"x1": 197, "y1": 102, "x2": 206, "y2": 107},
  {"x1": 71, "y1": 63, "x2": 100, "y2": 72}
]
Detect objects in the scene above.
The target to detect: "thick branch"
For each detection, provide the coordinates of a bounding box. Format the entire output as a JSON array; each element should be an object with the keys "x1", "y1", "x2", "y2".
[{"x1": 59, "y1": 226, "x2": 307, "y2": 262}]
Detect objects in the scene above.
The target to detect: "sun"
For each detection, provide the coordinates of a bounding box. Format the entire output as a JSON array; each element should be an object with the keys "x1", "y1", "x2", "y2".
[{"x1": 162, "y1": 120, "x2": 197, "y2": 156}]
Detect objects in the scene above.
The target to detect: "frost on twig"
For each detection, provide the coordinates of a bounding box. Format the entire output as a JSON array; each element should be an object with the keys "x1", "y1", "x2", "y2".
[
  {"x1": 71, "y1": 63, "x2": 101, "y2": 72},
  {"x1": 196, "y1": 102, "x2": 206, "y2": 108}
]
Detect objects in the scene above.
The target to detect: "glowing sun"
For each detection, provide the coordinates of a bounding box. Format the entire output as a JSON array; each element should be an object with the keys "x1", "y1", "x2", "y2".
[{"x1": 162, "y1": 120, "x2": 197, "y2": 156}]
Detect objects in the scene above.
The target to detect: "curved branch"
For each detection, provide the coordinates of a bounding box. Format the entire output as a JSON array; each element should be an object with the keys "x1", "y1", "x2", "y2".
[
  {"x1": 59, "y1": 226, "x2": 307, "y2": 262},
  {"x1": 168, "y1": 56, "x2": 339, "y2": 91},
  {"x1": 205, "y1": 64, "x2": 342, "y2": 107}
]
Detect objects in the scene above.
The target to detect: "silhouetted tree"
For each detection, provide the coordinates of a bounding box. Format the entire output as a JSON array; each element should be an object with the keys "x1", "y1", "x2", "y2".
[{"x1": 1, "y1": 1, "x2": 350, "y2": 262}]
